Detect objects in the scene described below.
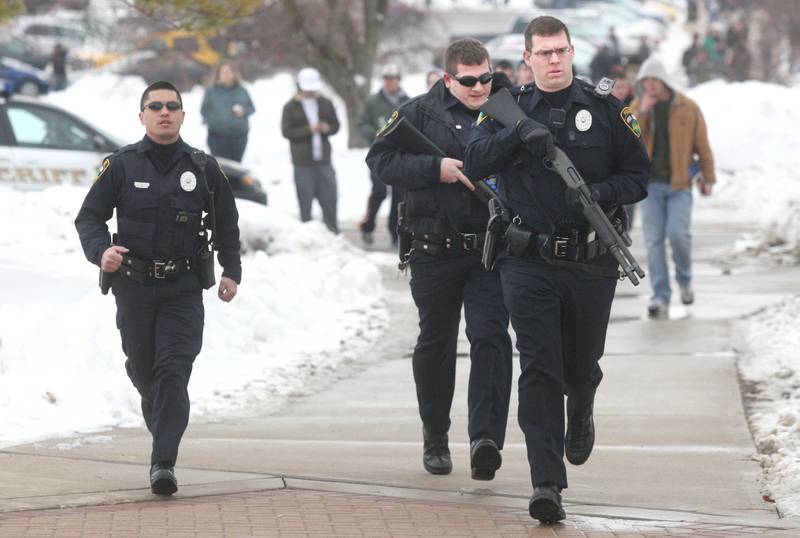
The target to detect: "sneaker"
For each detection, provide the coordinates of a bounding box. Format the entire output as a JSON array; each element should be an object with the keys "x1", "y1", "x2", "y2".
[
  {"x1": 680, "y1": 284, "x2": 695, "y2": 305},
  {"x1": 647, "y1": 298, "x2": 669, "y2": 318}
]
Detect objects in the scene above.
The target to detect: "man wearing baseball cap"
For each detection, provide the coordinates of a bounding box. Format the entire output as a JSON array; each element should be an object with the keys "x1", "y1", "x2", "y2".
[{"x1": 281, "y1": 67, "x2": 341, "y2": 233}]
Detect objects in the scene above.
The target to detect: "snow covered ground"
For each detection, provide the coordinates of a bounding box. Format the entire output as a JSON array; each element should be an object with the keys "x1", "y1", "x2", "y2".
[{"x1": 2, "y1": 0, "x2": 800, "y2": 518}]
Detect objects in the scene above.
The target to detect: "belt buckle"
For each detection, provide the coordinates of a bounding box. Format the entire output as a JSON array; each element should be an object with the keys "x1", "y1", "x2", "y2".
[
  {"x1": 462, "y1": 233, "x2": 478, "y2": 250},
  {"x1": 153, "y1": 261, "x2": 166, "y2": 279},
  {"x1": 553, "y1": 237, "x2": 569, "y2": 258},
  {"x1": 153, "y1": 260, "x2": 176, "y2": 279}
]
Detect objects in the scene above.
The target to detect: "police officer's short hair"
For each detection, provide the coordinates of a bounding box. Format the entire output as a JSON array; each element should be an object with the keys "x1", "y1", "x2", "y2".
[
  {"x1": 444, "y1": 38, "x2": 490, "y2": 75},
  {"x1": 140, "y1": 81, "x2": 183, "y2": 111},
  {"x1": 524, "y1": 15, "x2": 572, "y2": 52}
]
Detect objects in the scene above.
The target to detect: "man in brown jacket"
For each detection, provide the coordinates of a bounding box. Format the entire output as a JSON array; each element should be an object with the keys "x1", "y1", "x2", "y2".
[
  {"x1": 632, "y1": 57, "x2": 715, "y2": 318},
  {"x1": 281, "y1": 67, "x2": 340, "y2": 233}
]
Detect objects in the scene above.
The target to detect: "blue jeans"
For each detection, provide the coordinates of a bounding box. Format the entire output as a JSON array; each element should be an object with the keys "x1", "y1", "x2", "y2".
[{"x1": 640, "y1": 182, "x2": 693, "y2": 303}]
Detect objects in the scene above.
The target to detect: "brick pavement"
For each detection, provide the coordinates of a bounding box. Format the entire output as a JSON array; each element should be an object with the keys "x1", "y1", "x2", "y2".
[{"x1": 0, "y1": 488, "x2": 781, "y2": 537}]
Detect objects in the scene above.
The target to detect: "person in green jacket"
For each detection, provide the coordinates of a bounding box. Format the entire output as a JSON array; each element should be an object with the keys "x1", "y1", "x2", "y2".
[
  {"x1": 357, "y1": 64, "x2": 409, "y2": 245},
  {"x1": 201, "y1": 62, "x2": 255, "y2": 162}
]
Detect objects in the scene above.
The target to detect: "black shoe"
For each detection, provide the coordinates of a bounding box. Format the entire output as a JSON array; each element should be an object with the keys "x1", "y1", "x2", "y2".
[
  {"x1": 422, "y1": 428, "x2": 452, "y2": 475},
  {"x1": 529, "y1": 483, "x2": 566, "y2": 523},
  {"x1": 470, "y1": 438, "x2": 501, "y2": 480},
  {"x1": 565, "y1": 398, "x2": 595, "y2": 466},
  {"x1": 361, "y1": 230, "x2": 374, "y2": 245},
  {"x1": 150, "y1": 463, "x2": 177, "y2": 495}
]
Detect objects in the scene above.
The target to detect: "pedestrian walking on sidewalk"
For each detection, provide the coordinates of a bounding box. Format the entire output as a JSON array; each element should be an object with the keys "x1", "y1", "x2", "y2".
[
  {"x1": 75, "y1": 80, "x2": 242, "y2": 495},
  {"x1": 465, "y1": 15, "x2": 649, "y2": 523},
  {"x1": 631, "y1": 57, "x2": 715, "y2": 318},
  {"x1": 281, "y1": 67, "x2": 340, "y2": 233},
  {"x1": 357, "y1": 64, "x2": 410, "y2": 245},
  {"x1": 366, "y1": 39, "x2": 514, "y2": 482}
]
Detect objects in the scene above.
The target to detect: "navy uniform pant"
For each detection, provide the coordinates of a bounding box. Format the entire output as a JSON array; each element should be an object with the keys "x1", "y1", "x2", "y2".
[
  {"x1": 498, "y1": 255, "x2": 617, "y2": 489},
  {"x1": 409, "y1": 249, "x2": 513, "y2": 446},
  {"x1": 113, "y1": 271, "x2": 204, "y2": 466}
]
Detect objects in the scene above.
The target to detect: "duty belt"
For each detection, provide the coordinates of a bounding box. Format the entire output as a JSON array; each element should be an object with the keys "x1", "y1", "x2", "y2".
[
  {"x1": 119, "y1": 254, "x2": 194, "y2": 283},
  {"x1": 413, "y1": 231, "x2": 485, "y2": 252},
  {"x1": 548, "y1": 230, "x2": 605, "y2": 262}
]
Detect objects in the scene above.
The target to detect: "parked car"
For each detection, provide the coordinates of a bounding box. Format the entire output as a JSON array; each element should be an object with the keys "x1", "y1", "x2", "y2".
[
  {"x1": 0, "y1": 93, "x2": 267, "y2": 204},
  {"x1": 0, "y1": 36, "x2": 51, "y2": 70},
  {"x1": 0, "y1": 58, "x2": 50, "y2": 96}
]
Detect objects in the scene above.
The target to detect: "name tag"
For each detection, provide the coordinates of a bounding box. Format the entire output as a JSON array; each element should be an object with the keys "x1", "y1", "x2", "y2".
[{"x1": 134, "y1": 181, "x2": 150, "y2": 189}]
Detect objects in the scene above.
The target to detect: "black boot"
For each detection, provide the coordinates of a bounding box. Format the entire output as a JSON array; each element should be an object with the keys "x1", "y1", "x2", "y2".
[
  {"x1": 565, "y1": 397, "x2": 595, "y2": 466},
  {"x1": 470, "y1": 438, "x2": 501, "y2": 480},
  {"x1": 150, "y1": 462, "x2": 177, "y2": 495},
  {"x1": 529, "y1": 483, "x2": 565, "y2": 523},
  {"x1": 422, "y1": 428, "x2": 452, "y2": 475}
]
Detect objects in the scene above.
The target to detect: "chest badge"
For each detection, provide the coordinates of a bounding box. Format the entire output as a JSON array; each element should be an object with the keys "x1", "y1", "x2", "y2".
[
  {"x1": 575, "y1": 109, "x2": 592, "y2": 132},
  {"x1": 180, "y1": 171, "x2": 197, "y2": 192}
]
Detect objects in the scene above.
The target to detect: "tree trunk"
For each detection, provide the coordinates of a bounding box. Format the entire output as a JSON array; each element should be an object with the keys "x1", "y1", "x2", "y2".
[{"x1": 281, "y1": 0, "x2": 389, "y2": 148}]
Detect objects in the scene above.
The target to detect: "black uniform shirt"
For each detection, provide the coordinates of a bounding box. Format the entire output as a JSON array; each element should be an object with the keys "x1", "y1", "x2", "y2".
[
  {"x1": 465, "y1": 78, "x2": 650, "y2": 234},
  {"x1": 75, "y1": 136, "x2": 242, "y2": 283}
]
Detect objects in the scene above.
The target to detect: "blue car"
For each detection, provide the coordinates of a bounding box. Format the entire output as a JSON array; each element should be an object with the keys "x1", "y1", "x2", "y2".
[{"x1": 0, "y1": 57, "x2": 49, "y2": 96}]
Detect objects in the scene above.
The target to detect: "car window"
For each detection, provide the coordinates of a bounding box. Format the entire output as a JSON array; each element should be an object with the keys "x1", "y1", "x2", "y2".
[{"x1": 6, "y1": 104, "x2": 97, "y2": 151}]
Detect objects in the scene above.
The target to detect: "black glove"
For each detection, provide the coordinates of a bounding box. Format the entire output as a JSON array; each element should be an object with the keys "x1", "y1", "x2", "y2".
[
  {"x1": 565, "y1": 183, "x2": 613, "y2": 213},
  {"x1": 564, "y1": 185, "x2": 600, "y2": 213},
  {"x1": 515, "y1": 118, "x2": 553, "y2": 157}
]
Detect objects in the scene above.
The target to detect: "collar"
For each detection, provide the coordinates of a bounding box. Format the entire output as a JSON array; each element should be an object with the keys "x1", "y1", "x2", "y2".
[
  {"x1": 138, "y1": 135, "x2": 188, "y2": 154},
  {"x1": 526, "y1": 79, "x2": 591, "y2": 112}
]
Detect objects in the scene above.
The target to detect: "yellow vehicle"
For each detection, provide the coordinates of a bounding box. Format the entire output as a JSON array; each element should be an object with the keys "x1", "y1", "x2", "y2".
[{"x1": 144, "y1": 30, "x2": 232, "y2": 68}]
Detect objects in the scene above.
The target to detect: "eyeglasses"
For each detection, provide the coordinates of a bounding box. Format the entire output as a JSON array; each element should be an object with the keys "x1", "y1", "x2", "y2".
[
  {"x1": 142, "y1": 101, "x2": 182, "y2": 112},
  {"x1": 450, "y1": 71, "x2": 493, "y2": 87},
  {"x1": 530, "y1": 46, "x2": 573, "y2": 60}
]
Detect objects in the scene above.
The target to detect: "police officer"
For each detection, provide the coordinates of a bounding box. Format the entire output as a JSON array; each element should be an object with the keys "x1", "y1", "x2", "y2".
[
  {"x1": 465, "y1": 16, "x2": 649, "y2": 523},
  {"x1": 75, "y1": 81, "x2": 242, "y2": 495},
  {"x1": 366, "y1": 39, "x2": 513, "y2": 481}
]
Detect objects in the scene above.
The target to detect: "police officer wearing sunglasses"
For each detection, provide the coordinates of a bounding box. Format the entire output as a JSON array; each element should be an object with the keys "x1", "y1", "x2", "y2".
[
  {"x1": 465, "y1": 16, "x2": 649, "y2": 523},
  {"x1": 75, "y1": 80, "x2": 242, "y2": 496},
  {"x1": 366, "y1": 39, "x2": 513, "y2": 482}
]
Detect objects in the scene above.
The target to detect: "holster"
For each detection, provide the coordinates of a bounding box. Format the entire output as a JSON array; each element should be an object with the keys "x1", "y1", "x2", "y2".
[
  {"x1": 396, "y1": 201, "x2": 413, "y2": 264},
  {"x1": 195, "y1": 235, "x2": 216, "y2": 290},
  {"x1": 99, "y1": 233, "x2": 117, "y2": 295}
]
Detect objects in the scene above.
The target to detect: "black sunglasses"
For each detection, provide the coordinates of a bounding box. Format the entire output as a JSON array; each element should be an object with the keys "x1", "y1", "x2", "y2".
[
  {"x1": 451, "y1": 71, "x2": 493, "y2": 87},
  {"x1": 143, "y1": 101, "x2": 182, "y2": 112}
]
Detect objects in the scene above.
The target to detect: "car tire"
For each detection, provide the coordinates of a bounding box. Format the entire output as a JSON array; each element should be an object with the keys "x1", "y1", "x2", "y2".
[{"x1": 19, "y1": 80, "x2": 40, "y2": 96}]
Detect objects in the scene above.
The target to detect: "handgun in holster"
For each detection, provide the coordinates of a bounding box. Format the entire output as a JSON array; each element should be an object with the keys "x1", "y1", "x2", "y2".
[
  {"x1": 99, "y1": 233, "x2": 117, "y2": 295},
  {"x1": 396, "y1": 201, "x2": 413, "y2": 271},
  {"x1": 482, "y1": 197, "x2": 508, "y2": 271}
]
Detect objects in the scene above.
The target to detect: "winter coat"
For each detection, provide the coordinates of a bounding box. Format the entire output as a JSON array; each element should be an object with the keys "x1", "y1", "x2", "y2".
[
  {"x1": 358, "y1": 89, "x2": 410, "y2": 144},
  {"x1": 281, "y1": 94, "x2": 340, "y2": 165},
  {"x1": 632, "y1": 58, "x2": 715, "y2": 189},
  {"x1": 200, "y1": 84, "x2": 255, "y2": 136}
]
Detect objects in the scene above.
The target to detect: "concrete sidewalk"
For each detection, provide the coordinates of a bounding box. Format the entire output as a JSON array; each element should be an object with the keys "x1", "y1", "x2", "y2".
[{"x1": 2, "y1": 217, "x2": 800, "y2": 537}]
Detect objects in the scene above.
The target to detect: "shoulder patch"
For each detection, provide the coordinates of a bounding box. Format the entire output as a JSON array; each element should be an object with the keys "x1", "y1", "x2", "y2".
[
  {"x1": 620, "y1": 107, "x2": 641, "y2": 138},
  {"x1": 476, "y1": 111, "x2": 488, "y2": 126},
  {"x1": 95, "y1": 158, "x2": 111, "y2": 182},
  {"x1": 376, "y1": 110, "x2": 399, "y2": 138}
]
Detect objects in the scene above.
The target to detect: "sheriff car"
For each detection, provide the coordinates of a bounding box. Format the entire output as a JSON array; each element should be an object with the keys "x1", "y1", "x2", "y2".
[{"x1": 0, "y1": 91, "x2": 267, "y2": 204}]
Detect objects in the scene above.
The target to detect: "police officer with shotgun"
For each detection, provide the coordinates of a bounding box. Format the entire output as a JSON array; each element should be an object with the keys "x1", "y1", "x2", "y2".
[
  {"x1": 464, "y1": 16, "x2": 649, "y2": 523},
  {"x1": 75, "y1": 81, "x2": 241, "y2": 496},
  {"x1": 366, "y1": 38, "x2": 513, "y2": 481}
]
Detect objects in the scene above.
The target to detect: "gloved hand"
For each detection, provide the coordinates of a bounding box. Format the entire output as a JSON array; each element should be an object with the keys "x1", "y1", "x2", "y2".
[
  {"x1": 515, "y1": 118, "x2": 554, "y2": 158},
  {"x1": 565, "y1": 183, "x2": 612, "y2": 212}
]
